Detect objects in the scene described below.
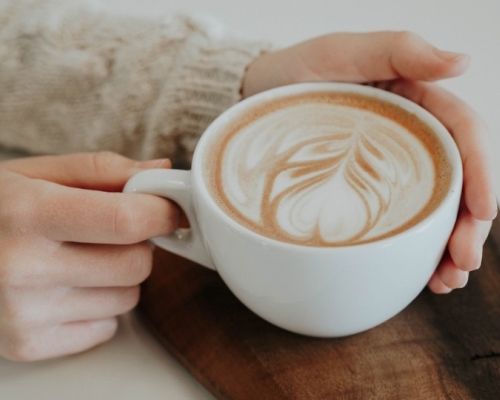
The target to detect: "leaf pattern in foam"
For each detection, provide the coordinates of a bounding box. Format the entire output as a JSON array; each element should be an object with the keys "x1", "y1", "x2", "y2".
[{"x1": 221, "y1": 103, "x2": 435, "y2": 245}]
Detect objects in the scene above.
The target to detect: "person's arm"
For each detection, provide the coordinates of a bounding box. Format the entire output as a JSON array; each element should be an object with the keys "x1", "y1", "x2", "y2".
[{"x1": 0, "y1": 0, "x2": 269, "y2": 168}]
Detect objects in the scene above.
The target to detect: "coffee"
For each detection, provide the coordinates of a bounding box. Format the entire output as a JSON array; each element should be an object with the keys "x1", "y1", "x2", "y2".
[{"x1": 204, "y1": 91, "x2": 452, "y2": 246}]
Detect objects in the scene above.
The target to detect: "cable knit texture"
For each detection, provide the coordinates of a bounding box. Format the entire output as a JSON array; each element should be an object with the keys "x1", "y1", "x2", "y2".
[{"x1": 0, "y1": 0, "x2": 269, "y2": 167}]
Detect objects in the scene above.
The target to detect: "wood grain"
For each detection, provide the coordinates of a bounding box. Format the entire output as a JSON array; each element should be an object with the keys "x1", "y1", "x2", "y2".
[{"x1": 138, "y1": 215, "x2": 500, "y2": 399}]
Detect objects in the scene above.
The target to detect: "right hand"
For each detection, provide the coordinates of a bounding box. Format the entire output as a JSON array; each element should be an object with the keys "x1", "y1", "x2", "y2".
[
  {"x1": 0, "y1": 152, "x2": 179, "y2": 361},
  {"x1": 243, "y1": 31, "x2": 497, "y2": 293}
]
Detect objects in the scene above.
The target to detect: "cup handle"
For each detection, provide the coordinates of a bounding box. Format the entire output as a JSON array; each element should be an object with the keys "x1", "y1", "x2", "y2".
[{"x1": 123, "y1": 169, "x2": 215, "y2": 270}]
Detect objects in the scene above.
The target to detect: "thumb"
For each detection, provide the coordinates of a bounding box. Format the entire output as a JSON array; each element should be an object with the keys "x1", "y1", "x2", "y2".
[{"x1": 0, "y1": 152, "x2": 172, "y2": 192}]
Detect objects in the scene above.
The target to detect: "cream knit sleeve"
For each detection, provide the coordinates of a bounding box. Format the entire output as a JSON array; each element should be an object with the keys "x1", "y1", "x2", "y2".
[{"x1": 0, "y1": 0, "x2": 269, "y2": 167}]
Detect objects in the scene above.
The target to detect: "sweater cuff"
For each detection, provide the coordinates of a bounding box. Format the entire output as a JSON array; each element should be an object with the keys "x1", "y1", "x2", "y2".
[{"x1": 142, "y1": 16, "x2": 271, "y2": 168}]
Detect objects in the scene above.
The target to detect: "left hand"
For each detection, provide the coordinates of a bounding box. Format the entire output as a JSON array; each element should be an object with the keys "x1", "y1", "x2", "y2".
[{"x1": 243, "y1": 31, "x2": 498, "y2": 293}]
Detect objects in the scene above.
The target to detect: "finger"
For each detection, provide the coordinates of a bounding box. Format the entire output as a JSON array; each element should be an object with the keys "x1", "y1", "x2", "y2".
[
  {"x1": 1, "y1": 152, "x2": 172, "y2": 192},
  {"x1": 27, "y1": 180, "x2": 179, "y2": 244},
  {"x1": 386, "y1": 80, "x2": 498, "y2": 221},
  {"x1": 0, "y1": 285, "x2": 139, "y2": 329},
  {"x1": 435, "y1": 253, "x2": 469, "y2": 289},
  {"x1": 427, "y1": 271, "x2": 453, "y2": 294},
  {"x1": 50, "y1": 286, "x2": 140, "y2": 325},
  {"x1": 448, "y1": 208, "x2": 492, "y2": 271},
  {"x1": 291, "y1": 31, "x2": 470, "y2": 84},
  {"x1": 40, "y1": 242, "x2": 154, "y2": 287},
  {"x1": 3, "y1": 318, "x2": 118, "y2": 361}
]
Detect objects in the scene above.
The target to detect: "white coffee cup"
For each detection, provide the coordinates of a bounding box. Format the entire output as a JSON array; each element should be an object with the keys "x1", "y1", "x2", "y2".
[{"x1": 124, "y1": 82, "x2": 462, "y2": 337}]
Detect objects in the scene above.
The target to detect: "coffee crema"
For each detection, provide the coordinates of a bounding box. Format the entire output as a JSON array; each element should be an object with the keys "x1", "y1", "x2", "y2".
[{"x1": 204, "y1": 92, "x2": 452, "y2": 246}]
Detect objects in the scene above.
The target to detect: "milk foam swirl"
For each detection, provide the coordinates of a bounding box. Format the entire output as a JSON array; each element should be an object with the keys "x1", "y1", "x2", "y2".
[{"x1": 209, "y1": 93, "x2": 446, "y2": 246}]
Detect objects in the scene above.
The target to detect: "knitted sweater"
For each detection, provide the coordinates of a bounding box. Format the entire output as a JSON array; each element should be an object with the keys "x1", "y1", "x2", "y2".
[{"x1": 0, "y1": 0, "x2": 268, "y2": 168}]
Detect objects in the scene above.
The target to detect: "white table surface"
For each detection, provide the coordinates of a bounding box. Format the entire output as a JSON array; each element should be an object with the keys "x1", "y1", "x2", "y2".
[{"x1": 0, "y1": 1, "x2": 499, "y2": 399}]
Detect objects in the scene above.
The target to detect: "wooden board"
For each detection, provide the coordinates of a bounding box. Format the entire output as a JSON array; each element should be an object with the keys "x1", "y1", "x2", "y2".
[{"x1": 138, "y1": 214, "x2": 500, "y2": 399}]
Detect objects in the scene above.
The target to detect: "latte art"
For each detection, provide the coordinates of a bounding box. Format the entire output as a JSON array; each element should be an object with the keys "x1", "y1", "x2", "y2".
[{"x1": 205, "y1": 92, "x2": 451, "y2": 246}]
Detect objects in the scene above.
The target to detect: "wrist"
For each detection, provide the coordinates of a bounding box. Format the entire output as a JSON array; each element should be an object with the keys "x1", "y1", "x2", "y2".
[{"x1": 242, "y1": 49, "x2": 295, "y2": 98}]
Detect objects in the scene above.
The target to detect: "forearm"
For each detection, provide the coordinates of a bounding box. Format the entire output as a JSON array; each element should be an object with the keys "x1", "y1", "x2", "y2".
[{"x1": 0, "y1": 0, "x2": 269, "y2": 167}]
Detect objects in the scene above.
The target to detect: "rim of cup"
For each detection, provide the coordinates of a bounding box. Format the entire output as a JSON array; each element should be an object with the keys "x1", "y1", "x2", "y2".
[{"x1": 192, "y1": 82, "x2": 463, "y2": 252}]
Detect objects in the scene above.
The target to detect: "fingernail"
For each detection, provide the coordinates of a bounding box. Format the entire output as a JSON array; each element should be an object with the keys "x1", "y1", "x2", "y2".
[
  {"x1": 436, "y1": 49, "x2": 470, "y2": 63},
  {"x1": 439, "y1": 286, "x2": 453, "y2": 294},
  {"x1": 472, "y1": 250, "x2": 483, "y2": 270},
  {"x1": 459, "y1": 272, "x2": 470, "y2": 288},
  {"x1": 492, "y1": 203, "x2": 499, "y2": 220}
]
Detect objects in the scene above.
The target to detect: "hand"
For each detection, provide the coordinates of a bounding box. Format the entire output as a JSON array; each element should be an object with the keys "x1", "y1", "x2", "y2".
[
  {"x1": 0, "y1": 152, "x2": 179, "y2": 361},
  {"x1": 243, "y1": 31, "x2": 498, "y2": 293}
]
